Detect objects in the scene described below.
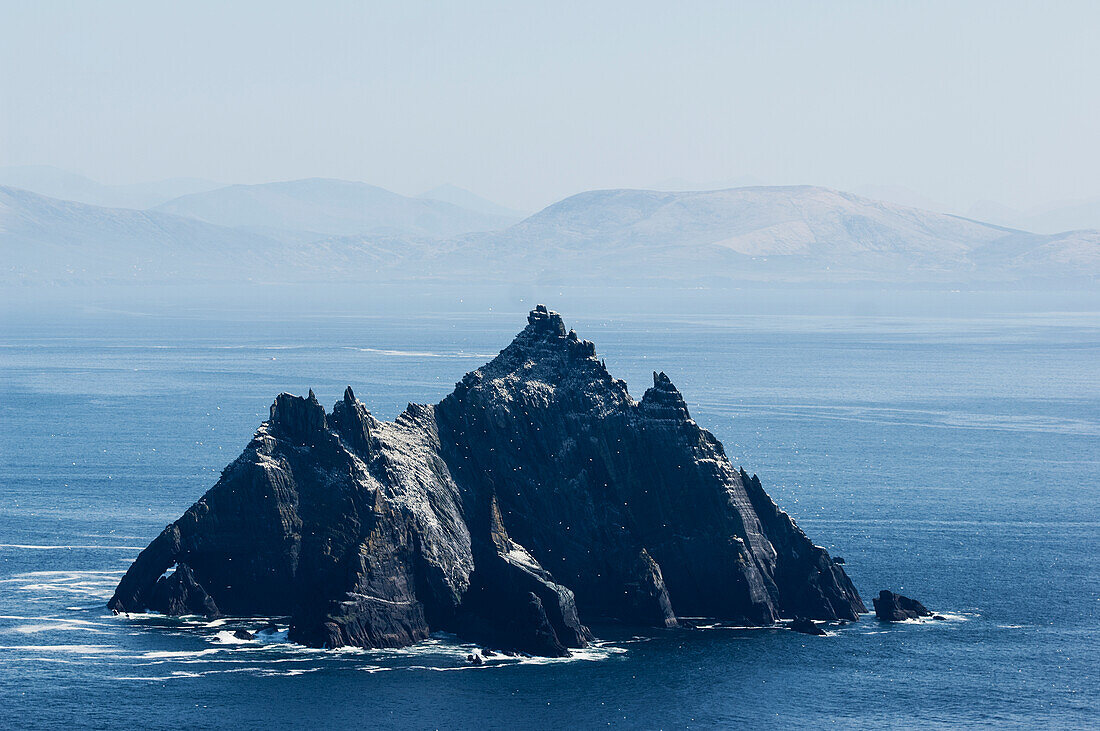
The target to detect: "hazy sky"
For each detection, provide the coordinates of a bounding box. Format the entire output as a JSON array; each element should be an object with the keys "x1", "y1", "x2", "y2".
[{"x1": 2, "y1": 1, "x2": 1097, "y2": 212}]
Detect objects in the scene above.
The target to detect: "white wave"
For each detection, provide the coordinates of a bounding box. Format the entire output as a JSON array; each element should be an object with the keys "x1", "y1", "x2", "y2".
[
  {"x1": 349, "y1": 347, "x2": 494, "y2": 359},
  {"x1": 885, "y1": 611, "x2": 974, "y2": 626},
  {"x1": 539, "y1": 642, "x2": 627, "y2": 664},
  {"x1": 0, "y1": 644, "x2": 119, "y2": 654},
  {"x1": 354, "y1": 634, "x2": 627, "y2": 668},
  {"x1": 26, "y1": 602, "x2": 630, "y2": 676},
  {"x1": 185, "y1": 666, "x2": 288, "y2": 676},
  {"x1": 115, "y1": 611, "x2": 220, "y2": 625},
  {"x1": 263, "y1": 657, "x2": 326, "y2": 665},
  {"x1": 17, "y1": 583, "x2": 116, "y2": 600},
  {"x1": 3, "y1": 570, "x2": 122, "y2": 602},
  {"x1": 0, "y1": 544, "x2": 144, "y2": 550},
  {"x1": 1, "y1": 570, "x2": 123, "y2": 579},
  {"x1": 255, "y1": 628, "x2": 290, "y2": 644},
  {"x1": 141, "y1": 648, "x2": 222, "y2": 659},
  {"x1": 358, "y1": 664, "x2": 388, "y2": 673},
  {"x1": 401, "y1": 664, "x2": 487, "y2": 672},
  {"x1": 7, "y1": 622, "x2": 107, "y2": 635},
  {"x1": 209, "y1": 345, "x2": 310, "y2": 351},
  {"x1": 212, "y1": 630, "x2": 257, "y2": 645},
  {"x1": 355, "y1": 639, "x2": 627, "y2": 672},
  {"x1": 265, "y1": 668, "x2": 320, "y2": 677},
  {"x1": 710, "y1": 403, "x2": 1100, "y2": 437},
  {"x1": 111, "y1": 666, "x2": 322, "y2": 681},
  {"x1": 619, "y1": 636, "x2": 656, "y2": 644},
  {"x1": 110, "y1": 671, "x2": 205, "y2": 681},
  {"x1": 690, "y1": 622, "x2": 777, "y2": 632}
]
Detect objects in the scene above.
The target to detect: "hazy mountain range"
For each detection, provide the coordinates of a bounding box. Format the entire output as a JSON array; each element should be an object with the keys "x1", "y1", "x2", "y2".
[
  {"x1": 0, "y1": 165, "x2": 222, "y2": 210},
  {"x1": 431, "y1": 187, "x2": 1099, "y2": 285},
  {"x1": 851, "y1": 182, "x2": 1100, "y2": 235},
  {"x1": 154, "y1": 179, "x2": 519, "y2": 239},
  {"x1": 416, "y1": 183, "x2": 526, "y2": 219},
  {"x1": 2, "y1": 172, "x2": 1097, "y2": 288}
]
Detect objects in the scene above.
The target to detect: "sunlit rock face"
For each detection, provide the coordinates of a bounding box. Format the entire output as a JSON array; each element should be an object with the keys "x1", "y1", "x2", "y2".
[{"x1": 110, "y1": 306, "x2": 864, "y2": 656}]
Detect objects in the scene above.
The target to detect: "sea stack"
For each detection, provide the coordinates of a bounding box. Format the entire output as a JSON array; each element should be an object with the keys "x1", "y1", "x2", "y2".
[
  {"x1": 873, "y1": 590, "x2": 933, "y2": 621},
  {"x1": 110, "y1": 305, "x2": 864, "y2": 656}
]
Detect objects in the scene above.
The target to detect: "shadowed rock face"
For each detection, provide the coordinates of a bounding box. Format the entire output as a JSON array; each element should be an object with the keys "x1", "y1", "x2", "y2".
[
  {"x1": 873, "y1": 590, "x2": 931, "y2": 621},
  {"x1": 109, "y1": 305, "x2": 864, "y2": 656}
]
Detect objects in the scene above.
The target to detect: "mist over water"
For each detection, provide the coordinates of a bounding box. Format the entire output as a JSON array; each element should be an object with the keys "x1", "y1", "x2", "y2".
[{"x1": 1, "y1": 300, "x2": 1097, "y2": 728}]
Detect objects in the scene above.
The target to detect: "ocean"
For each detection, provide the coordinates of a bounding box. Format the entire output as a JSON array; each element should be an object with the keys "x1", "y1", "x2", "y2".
[{"x1": 1, "y1": 302, "x2": 1097, "y2": 728}]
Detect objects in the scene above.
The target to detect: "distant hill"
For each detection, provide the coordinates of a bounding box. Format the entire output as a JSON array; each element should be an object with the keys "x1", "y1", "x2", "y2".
[
  {"x1": 1017, "y1": 198, "x2": 1100, "y2": 235},
  {"x1": 154, "y1": 178, "x2": 515, "y2": 238},
  {"x1": 0, "y1": 165, "x2": 221, "y2": 209},
  {"x1": 0, "y1": 185, "x2": 287, "y2": 284},
  {"x1": 425, "y1": 186, "x2": 1100, "y2": 286},
  {"x1": 3, "y1": 182, "x2": 1097, "y2": 288},
  {"x1": 417, "y1": 184, "x2": 526, "y2": 220},
  {"x1": 967, "y1": 197, "x2": 1100, "y2": 234}
]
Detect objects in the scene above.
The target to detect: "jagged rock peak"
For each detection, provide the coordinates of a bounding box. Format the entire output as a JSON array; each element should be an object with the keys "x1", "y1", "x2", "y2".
[
  {"x1": 652, "y1": 371, "x2": 675, "y2": 389},
  {"x1": 330, "y1": 385, "x2": 377, "y2": 457},
  {"x1": 269, "y1": 391, "x2": 327, "y2": 441},
  {"x1": 641, "y1": 371, "x2": 691, "y2": 419},
  {"x1": 475, "y1": 306, "x2": 601, "y2": 380},
  {"x1": 526, "y1": 304, "x2": 567, "y2": 337}
]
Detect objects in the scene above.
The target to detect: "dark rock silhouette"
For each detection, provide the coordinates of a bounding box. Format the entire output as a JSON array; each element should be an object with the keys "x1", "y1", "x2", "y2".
[
  {"x1": 147, "y1": 563, "x2": 219, "y2": 617},
  {"x1": 109, "y1": 305, "x2": 864, "y2": 656},
  {"x1": 873, "y1": 590, "x2": 932, "y2": 621},
  {"x1": 790, "y1": 617, "x2": 827, "y2": 636}
]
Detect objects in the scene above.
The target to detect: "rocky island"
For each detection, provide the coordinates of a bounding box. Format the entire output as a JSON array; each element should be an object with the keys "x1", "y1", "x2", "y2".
[
  {"x1": 874, "y1": 590, "x2": 943, "y2": 622},
  {"x1": 110, "y1": 306, "x2": 864, "y2": 656}
]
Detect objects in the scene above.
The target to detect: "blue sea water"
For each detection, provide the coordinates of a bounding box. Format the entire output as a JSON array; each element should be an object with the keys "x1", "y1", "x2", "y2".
[{"x1": 1, "y1": 305, "x2": 1098, "y2": 728}]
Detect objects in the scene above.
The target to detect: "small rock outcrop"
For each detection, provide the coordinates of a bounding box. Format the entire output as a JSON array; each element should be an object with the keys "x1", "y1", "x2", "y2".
[
  {"x1": 110, "y1": 306, "x2": 864, "y2": 656},
  {"x1": 148, "y1": 563, "x2": 219, "y2": 617},
  {"x1": 873, "y1": 590, "x2": 932, "y2": 621},
  {"x1": 790, "y1": 617, "x2": 827, "y2": 636}
]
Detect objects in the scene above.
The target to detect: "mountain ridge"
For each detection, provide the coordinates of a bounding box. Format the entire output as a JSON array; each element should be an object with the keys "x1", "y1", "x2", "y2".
[
  {"x1": 0, "y1": 185, "x2": 289, "y2": 284},
  {"x1": 422, "y1": 185, "x2": 1100, "y2": 285},
  {"x1": 0, "y1": 165, "x2": 221, "y2": 209},
  {"x1": 153, "y1": 178, "x2": 516, "y2": 238},
  {"x1": 3, "y1": 181, "x2": 1097, "y2": 288},
  {"x1": 417, "y1": 183, "x2": 526, "y2": 220}
]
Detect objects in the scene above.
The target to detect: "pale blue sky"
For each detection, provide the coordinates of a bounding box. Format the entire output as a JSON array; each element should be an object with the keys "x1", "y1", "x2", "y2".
[{"x1": 1, "y1": 1, "x2": 1097, "y2": 211}]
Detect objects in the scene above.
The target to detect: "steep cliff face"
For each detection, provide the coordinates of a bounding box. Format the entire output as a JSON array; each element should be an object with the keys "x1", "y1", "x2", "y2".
[{"x1": 110, "y1": 306, "x2": 864, "y2": 655}]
